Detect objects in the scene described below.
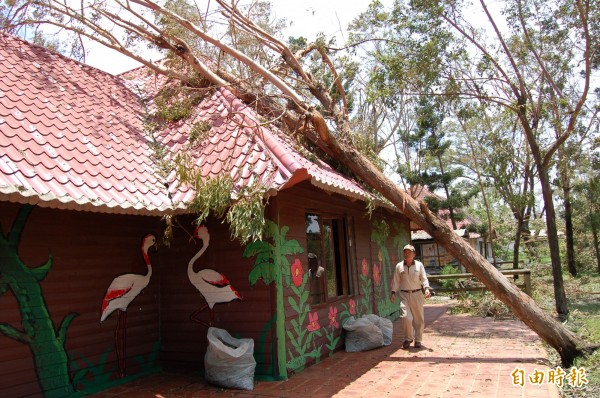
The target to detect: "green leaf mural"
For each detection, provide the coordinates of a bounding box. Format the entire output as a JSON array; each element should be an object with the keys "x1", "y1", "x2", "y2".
[
  {"x1": 372, "y1": 219, "x2": 406, "y2": 319},
  {"x1": 0, "y1": 205, "x2": 80, "y2": 398},
  {"x1": 243, "y1": 219, "x2": 303, "y2": 378},
  {"x1": 285, "y1": 268, "x2": 320, "y2": 373}
]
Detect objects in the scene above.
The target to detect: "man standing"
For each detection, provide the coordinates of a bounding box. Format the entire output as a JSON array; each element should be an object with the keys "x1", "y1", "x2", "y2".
[{"x1": 390, "y1": 244, "x2": 431, "y2": 348}]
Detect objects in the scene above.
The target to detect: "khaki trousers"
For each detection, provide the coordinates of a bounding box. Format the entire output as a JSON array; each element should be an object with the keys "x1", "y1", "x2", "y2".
[{"x1": 399, "y1": 290, "x2": 425, "y2": 343}]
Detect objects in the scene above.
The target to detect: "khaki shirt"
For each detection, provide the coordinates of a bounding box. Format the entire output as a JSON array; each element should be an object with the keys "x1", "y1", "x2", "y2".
[{"x1": 391, "y1": 260, "x2": 430, "y2": 292}]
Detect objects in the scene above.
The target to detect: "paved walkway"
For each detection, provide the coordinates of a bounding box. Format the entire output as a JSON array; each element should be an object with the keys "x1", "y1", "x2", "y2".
[{"x1": 92, "y1": 304, "x2": 560, "y2": 398}]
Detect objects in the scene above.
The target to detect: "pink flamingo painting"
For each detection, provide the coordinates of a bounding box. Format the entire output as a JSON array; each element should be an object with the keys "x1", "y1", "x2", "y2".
[
  {"x1": 100, "y1": 234, "x2": 157, "y2": 378},
  {"x1": 188, "y1": 226, "x2": 242, "y2": 327}
]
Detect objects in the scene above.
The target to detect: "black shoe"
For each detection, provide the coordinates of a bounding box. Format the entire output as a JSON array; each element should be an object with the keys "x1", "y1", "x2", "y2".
[
  {"x1": 402, "y1": 340, "x2": 411, "y2": 349},
  {"x1": 414, "y1": 341, "x2": 422, "y2": 348}
]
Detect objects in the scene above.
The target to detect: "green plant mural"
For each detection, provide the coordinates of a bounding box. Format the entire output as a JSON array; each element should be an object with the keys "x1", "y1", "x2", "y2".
[
  {"x1": 0, "y1": 205, "x2": 80, "y2": 398},
  {"x1": 339, "y1": 299, "x2": 357, "y2": 323},
  {"x1": 285, "y1": 259, "x2": 322, "y2": 372},
  {"x1": 243, "y1": 219, "x2": 303, "y2": 378},
  {"x1": 392, "y1": 221, "x2": 410, "y2": 264},
  {"x1": 324, "y1": 306, "x2": 341, "y2": 357},
  {"x1": 371, "y1": 220, "x2": 398, "y2": 319},
  {"x1": 70, "y1": 342, "x2": 160, "y2": 394},
  {"x1": 358, "y1": 258, "x2": 372, "y2": 315}
]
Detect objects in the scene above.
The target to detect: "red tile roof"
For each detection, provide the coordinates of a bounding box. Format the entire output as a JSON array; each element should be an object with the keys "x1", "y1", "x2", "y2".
[{"x1": 0, "y1": 33, "x2": 377, "y2": 215}]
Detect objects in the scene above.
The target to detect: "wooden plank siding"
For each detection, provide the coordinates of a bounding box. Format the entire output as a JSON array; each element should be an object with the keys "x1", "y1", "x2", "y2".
[
  {"x1": 158, "y1": 215, "x2": 275, "y2": 376},
  {"x1": 0, "y1": 202, "x2": 163, "y2": 397},
  {"x1": 1, "y1": 181, "x2": 410, "y2": 395},
  {"x1": 273, "y1": 182, "x2": 411, "y2": 374}
]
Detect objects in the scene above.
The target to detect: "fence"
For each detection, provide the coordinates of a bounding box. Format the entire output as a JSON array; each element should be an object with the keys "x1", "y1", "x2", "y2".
[{"x1": 427, "y1": 269, "x2": 532, "y2": 296}]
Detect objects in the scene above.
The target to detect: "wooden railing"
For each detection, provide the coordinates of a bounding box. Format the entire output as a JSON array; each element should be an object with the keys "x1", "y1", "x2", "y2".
[{"x1": 427, "y1": 269, "x2": 532, "y2": 296}]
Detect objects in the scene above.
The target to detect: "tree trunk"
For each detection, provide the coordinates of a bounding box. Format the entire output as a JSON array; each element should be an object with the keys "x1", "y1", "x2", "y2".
[
  {"x1": 562, "y1": 176, "x2": 577, "y2": 276},
  {"x1": 313, "y1": 127, "x2": 584, "y2": 365},
  {"x1": 592, "y1": 217, "x2": 600, "y2": 274},
  {"x1": 513, "y1": 215, "x2": 523, "y2": 270},
  {"x1": 538, "y1": 168, "x2": 569, "y2": 318},
  {"x1": 563, "y1": 190, "x2": 576, "y2": 276}
]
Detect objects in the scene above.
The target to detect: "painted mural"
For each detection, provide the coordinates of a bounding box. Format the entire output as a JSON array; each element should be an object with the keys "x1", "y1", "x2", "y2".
[
  {"x1": 187, "y1": 226, "x2": 242, "y2": 327},
  {"x1": 0, "y1": 205, "x2": 79, "y2": 398},
  {"x1": 242, "y1": 219, "x2": 377, "y2": 376},
  {"x1": 243, "y1": 219, "x2": 303, "y2": 378},
  {"x1": 371, "y1": 220, "x2": 396, "y2": 318},
  {"x1": 358, "y1": 258, "x2": 373, "y2": 315},
  {"x1": 285, "y1": 258, "x2": 322, "y2": 372},
  {"x1": 100, "y1": 234, "x2": 158, "y2": 378},
  {"x1": 0, "y1": 204, "x2": 163, "y2": 397}
]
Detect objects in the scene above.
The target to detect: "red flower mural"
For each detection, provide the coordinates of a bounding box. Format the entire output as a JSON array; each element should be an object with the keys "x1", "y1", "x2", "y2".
[
  {"x1": 373, "y1": 263, "x2": 381, "y2": 286},
  {"x1": 291, "y1": 258, "x2": 304, "y2": 287},
  {"x1": 349, "y1": 299, "x2": 357, "y2": 315},
  {"x1": 307, "y1": 311, "x2": 321, "y2": 332},
  {"x1": 361, "y1": 258, "x2": 368, "y2": 277},
  {"x1": 328, "y1": 306, "x2": 339, "y2": 329}
]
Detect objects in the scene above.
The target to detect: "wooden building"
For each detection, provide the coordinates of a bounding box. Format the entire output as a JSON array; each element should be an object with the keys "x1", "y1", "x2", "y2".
[
  {"x1": 0, "y1": 33, "x2": 410, "y2": 398},
  {"x1": 408, "y1": 187, "x2": 492, "y2": 273}
]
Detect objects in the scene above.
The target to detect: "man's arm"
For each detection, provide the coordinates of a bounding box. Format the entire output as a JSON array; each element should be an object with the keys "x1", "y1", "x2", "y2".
[
  {"x1": 419, "y1": 261, "x2": 431, "y2": 298},
  {"x1": 390, "y1": 263, "x2": 402, "y2": 302}
]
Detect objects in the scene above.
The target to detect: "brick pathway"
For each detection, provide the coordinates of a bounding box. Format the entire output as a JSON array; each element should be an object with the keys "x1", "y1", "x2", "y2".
[{"x1": 91, "y1": 304, "x2": 560, "y2": 398}]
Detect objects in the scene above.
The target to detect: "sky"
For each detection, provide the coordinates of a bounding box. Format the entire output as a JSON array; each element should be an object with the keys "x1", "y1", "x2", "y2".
[{"x1": 85, "y1": 0, "x2": 379, "y2": 75}]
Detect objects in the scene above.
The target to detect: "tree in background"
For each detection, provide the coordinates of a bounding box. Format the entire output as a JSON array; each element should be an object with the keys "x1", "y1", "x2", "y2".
[
  {"x1": 572, "y1": 152, "x2": 600, "y2": 273},
  {"x1": 453, "y1": 105, "x2": 538, "y2": 269},
  {"x1": 351, "y1": 0, "x2": 599, "y2": 320},
  {"x1": 405, "y1": 96, "x2": 478, "y2": 230}
]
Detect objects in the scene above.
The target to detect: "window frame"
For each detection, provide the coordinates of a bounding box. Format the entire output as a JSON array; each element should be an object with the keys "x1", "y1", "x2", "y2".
[{"x1": 305, "y1": 212, "x2": 356, "y2": 305}]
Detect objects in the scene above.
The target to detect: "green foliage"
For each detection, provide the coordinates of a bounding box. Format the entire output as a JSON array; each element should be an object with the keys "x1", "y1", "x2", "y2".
[
  {"x1": 572, "y1": 154, "x2": 600, "y2": 272},
  {"x1": 226, "y1": 187, "x2": 267, "y2": 244},
  {"x1": 176, "y1": 161, "x2": 268, "y2": 244},
  {"x1": 189, "y1": 120, "x2": 211, "y2": 145},
  {"x1": 288, "y1": 36, "x2": 307, "y2": 53},
  {"x1": 153, "y1": 87, "x2": 205, "y2": 123},
  {"x1": 187, "y1": 176, "x2": 234, "y2": 223},
  {"x1": 439, "y1": 264, "x2": 460, "y2": 290}
]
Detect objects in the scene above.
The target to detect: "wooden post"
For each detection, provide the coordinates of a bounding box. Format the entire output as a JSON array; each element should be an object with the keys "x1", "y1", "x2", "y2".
[{"x1": 524, "y1": 271, "x2": 532, "y2": 296}]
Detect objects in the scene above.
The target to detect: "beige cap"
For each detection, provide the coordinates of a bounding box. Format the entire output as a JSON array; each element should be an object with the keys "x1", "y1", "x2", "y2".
[{"x1": 403, "y1": 244, "x2": 416, "y2": 252}]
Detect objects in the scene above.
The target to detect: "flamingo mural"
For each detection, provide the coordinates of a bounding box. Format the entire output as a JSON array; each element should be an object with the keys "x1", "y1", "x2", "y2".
[
  {"x1": 188, "y1": 226, "x2": 242, "y2": 327},
  {"x1": 100, "y1": 234, "x2": 158, "y2": 378}
]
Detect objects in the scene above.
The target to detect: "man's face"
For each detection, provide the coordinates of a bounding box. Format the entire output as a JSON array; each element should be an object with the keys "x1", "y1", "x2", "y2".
[{"x1": 403, "y1": 249, "x2": 415, "y2": 263}]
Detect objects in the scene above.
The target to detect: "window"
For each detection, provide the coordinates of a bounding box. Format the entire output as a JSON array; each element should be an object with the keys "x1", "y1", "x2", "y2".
[{"x1": 305, "y1": 213, "x2": 354, "y2": 304}]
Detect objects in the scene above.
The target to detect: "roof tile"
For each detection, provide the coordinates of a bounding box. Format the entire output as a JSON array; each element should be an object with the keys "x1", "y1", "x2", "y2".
[{"x1": 1, "y1": 33, "x2": 381, "y2": 216}]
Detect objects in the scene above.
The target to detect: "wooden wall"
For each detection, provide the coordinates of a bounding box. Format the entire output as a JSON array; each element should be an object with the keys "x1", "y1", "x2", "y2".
[
  {"x1": 0, "y1": 182, "x2": 409, "y2": 395},
  {"x1": 0, "y1": 203, "x2": 276, "y2": 397},
  {"x1": 272, "y1": 181, "x2": 411, "y2": 374},
  {"x1": 0, "y1": 202, "x2": 163, "y2": 397},
  {"x1": 157, "y1": 215, "x2": 274, "y2": 377}
]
